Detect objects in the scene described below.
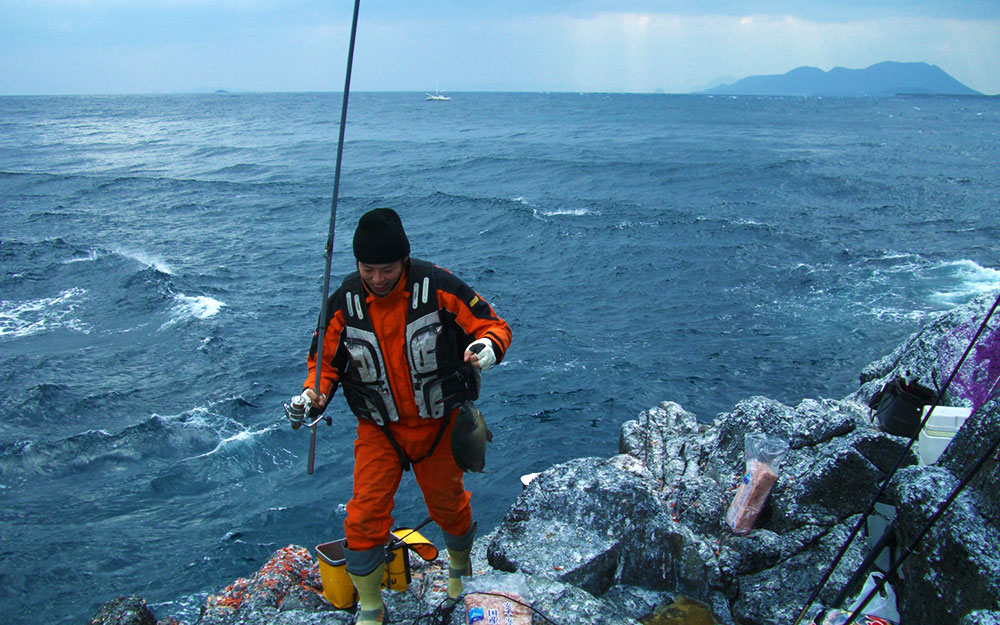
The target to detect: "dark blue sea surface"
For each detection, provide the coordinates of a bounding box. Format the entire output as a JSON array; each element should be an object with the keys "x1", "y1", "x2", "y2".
[{"x1": 1, "y1": 92, "x2": 998, "y2": 624}]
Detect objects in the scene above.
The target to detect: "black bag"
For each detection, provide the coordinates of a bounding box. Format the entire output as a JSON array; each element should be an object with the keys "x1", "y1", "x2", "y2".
[{"x1": 868, "y1": 376, "x2": 937, "y2": 438}]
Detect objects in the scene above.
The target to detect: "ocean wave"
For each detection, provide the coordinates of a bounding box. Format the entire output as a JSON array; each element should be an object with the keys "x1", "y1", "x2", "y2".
[
  {"x1": 851, "y1": 255, "x2": 999, "y2": 318},
  {"x1": 189, "y1": 145, "x2": 245, "y2": 159},
  {"x1": 537, "y1": 207, "x2": 592, "y2": 217},
  {"x1": 62, "y1": 248, "x2": 102, "y2": 264},
  {"x1": 165, "y1": 397, "x2": 296, "y2": 479},
  {"x1": 866, "y1": 250, "x2": 922, "y2": 264},
  {"x1": 113, "y1": 247, "x2": 175, "y2": 275},
  {"x1": 869, "y1": 307, "x2": 932, "y2": 323},
  {"x1": 185, "y1": 423, "x2": 280, "y2": 461},
  {"x1": 929, "y1": 259, "x2": 1000, "y2": 306},
  {"x1": 160, "y1": 294, "x2": 225, "y2": 328},
  {"x1": 0, "y1": 287, "x2": 90, "y2": 338},
  {"x1": 0, "y1": 396, "x2": 265, "y2": 480},
  {"x1": 523, "y1": 201, "x2": 595, "y2": 220},
  {"x1": 206, "y1": 163, "x2": 268, "y2": 178},
  {"x1": 733, "y1": 217, "x2": 772, "y2": 228},
  {"x1": 0, "y1": 427, "x2": 141, "y2": 478}
]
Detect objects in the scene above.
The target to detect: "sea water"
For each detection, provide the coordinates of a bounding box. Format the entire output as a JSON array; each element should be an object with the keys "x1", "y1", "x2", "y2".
[{"x1": 1, "y1": 92, "x2": 998, "y2": 624}]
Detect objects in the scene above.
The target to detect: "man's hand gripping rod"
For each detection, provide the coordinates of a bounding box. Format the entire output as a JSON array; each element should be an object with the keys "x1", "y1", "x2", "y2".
[{"x1": 284, "y1": 393, "x2": 331, "y2": 474}]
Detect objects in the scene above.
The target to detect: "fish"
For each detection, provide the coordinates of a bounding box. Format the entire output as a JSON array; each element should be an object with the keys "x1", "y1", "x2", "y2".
[{"x1": 451, "y1": 402, "x2": 493, "y2": 472}]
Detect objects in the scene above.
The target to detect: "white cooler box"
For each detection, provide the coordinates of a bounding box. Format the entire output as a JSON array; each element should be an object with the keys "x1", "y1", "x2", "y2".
[{"x1": 918, "y1": 405, "x2": 973, "y2": 465}]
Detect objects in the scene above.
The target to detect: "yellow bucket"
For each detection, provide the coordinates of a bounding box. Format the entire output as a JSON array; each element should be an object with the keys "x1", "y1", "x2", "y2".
[
  {"x1": 315, "y1": 539, "x2": 357, "y2": 610},
  {"x1": 315, "y1": 528, "x2": 438, "y2": 609}
]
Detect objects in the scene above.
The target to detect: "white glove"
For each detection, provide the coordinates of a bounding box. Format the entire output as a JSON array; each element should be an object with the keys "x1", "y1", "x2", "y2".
[
  {"x1": 465, "y1": 338, "x2": 497, "y2": 371},
  {"x1": 303, "y1": 388, "x2": 328, "y2": 408}
]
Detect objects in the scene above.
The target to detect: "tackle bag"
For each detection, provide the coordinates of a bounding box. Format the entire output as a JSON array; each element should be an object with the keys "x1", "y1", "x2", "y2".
[{"x1": 868, "y1": 376, "x2": 937, "y2": 438}]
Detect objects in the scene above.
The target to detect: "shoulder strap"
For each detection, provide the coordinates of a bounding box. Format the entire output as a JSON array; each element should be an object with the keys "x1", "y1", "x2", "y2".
[
  {"x1": 406, "y1": 258, "x2": 438, "y2": 320},
  {"x1": 341, "y1": 271, "x2": 374, "y2": 331},
  {"x1": 343, "y1": 261, "x2": 437, "y2": 325}
]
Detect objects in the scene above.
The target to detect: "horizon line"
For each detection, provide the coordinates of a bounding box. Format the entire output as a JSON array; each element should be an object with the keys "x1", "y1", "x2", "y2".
[{"x1": 2, "y1": 89, "x2": 998, "y2": 98}]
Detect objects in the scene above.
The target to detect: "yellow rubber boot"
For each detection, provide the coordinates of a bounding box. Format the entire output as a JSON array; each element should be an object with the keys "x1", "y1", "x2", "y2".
[
  {"x1": 447, "y1": 546, "x2": 472, "y2": 601},
  {"x1": 348, "y1": 563, "x2": 386, "y2": 625}
]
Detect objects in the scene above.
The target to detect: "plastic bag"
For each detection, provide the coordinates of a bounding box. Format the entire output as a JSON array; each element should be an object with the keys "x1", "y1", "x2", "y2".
[
  {"x1": 847, "y1": 572, "x2": 899, "y2": 623},
  {"x1": 725, "y1": 433, "x2": 789, "y2": 534},
  {"x1": 464, "y1": 572, "x2": 533, "y2": 625}
]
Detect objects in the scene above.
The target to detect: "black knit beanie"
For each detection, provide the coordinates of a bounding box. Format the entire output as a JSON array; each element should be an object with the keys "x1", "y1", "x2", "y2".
[{"x1": 352, "y1": 208, "x2": 410, "y2": 264}]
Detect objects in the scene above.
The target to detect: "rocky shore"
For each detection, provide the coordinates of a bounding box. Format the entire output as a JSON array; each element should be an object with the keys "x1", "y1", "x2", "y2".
[{"x1": 91, "y1": 291, "x2": 1000, "y2": 625}]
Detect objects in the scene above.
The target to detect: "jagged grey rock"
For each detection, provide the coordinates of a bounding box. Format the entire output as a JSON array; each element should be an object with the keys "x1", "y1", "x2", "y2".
[
  {"x1": 487, "y1": 394, "x2": 914, "y2": 625},
  {"x1": 939, "y1": 396, "x2": 1000, "y2": 528},
  {"x1": 889, "y1": 413, "x2": 1000, "y2": 624},
  {"x1": 486, "y1": 453, "x2": 731, "y2": 615},
  {"x1": 464, "y1": 571, "x2": 648, "y2": 625},
  {"x1": 852, "y1": 290, "x2": 1000, "y2": 410},
  {"x1": 88, "y1": 596, "x2": 157, "y2": 625},
  {"x1": 730, "y1": 515, "x2": 867, "y2": 624}
]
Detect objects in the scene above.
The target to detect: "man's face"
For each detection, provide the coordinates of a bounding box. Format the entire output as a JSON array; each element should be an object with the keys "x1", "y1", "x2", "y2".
[{"x1": 358, "y1": 259, "x2": 405, "y2": 297}]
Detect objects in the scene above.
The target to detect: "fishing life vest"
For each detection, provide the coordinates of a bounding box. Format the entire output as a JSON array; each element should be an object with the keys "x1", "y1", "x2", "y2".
[{"x1": 338, "y1": 259, "x2": 480, "y2": 426}]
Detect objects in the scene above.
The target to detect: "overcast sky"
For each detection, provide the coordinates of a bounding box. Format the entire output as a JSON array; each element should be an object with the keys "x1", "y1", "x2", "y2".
[{"x1": 2, "y1": 1, "x2": 998, "y2": 96}]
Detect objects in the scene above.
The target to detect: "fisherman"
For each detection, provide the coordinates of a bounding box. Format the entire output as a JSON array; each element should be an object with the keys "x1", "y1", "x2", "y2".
[{"x1": 298, "y1": 207, "x2": 512, "y2": 625}]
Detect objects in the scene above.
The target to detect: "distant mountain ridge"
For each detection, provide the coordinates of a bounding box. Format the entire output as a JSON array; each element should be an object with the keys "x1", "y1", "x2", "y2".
[{"x1": 704, "y1": 61, "x2": 981, "y2": 96}]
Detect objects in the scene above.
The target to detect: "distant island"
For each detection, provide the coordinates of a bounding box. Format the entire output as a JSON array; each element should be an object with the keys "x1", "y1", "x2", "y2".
[{"x1": 703, "y1": 61, "x2": 982, "y2": 97}]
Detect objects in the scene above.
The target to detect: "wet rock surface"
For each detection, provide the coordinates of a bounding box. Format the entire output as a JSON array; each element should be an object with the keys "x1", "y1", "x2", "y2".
[{"x1": 87, "y1": 596, "x2": 158, "y2": 625}]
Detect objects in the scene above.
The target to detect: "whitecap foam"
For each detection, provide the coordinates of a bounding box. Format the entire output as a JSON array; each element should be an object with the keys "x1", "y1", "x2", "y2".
[
  {"x1": 178, "y1": 295, "x2": 224, "y2": 319},
  {"x1": 114, "y1": 247, "x2": 175, "y2": 275},
  {"x1": 0, "y1": 288, "x2": 90, "y2": 338},
  {"x1": 187, "y1": 424, "x2": 279, "y2": 460},
  {"x1": 63, "y1": 249, "x2": 102, "y2": 264},
  {"x1": 875, "y1": 251, "x2": 921, "y2": 263},
  {"x1": 161, "y1": 294, "x2": 225, "y2": 328},
  {"x1": 155, "y1": 395, "x2": 241, "y2": 430},
  {"x1": 539, "y1": 208, "x2": 591, "y2": 217},
  {"x1": 870, "y1": 307, "x2": 931, "y2": 323},
  {"x1": 929, "y1": 259, "x2": 1000, "y2": 306}
]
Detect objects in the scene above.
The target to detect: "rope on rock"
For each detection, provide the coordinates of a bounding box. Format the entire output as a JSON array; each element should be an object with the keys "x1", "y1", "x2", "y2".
[{"x1": 409, "y1": 591, "x2": 560, "y2": 625}]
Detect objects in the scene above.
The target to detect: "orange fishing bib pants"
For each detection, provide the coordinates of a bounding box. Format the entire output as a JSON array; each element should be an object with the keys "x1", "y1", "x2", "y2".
[{"x1": 347, "y1": 417, "x2": 471, "y2": 550}]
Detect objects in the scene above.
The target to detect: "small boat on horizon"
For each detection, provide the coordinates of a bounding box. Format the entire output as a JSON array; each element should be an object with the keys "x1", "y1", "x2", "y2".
[{"x1": 426, "y1": 91, "x2": 451, "y2": 101}]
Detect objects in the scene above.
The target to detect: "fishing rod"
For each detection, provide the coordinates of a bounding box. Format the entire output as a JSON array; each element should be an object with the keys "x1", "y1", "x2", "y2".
[
  {"x1": 386, "y1": 515, "x2": 434, "y2": 551},
  {"x1": 829, "y1": 518, "x2": 897, "y2": 610},
  {"x1": 284, "y1": 0, "x2": 362, "y2": 475},
  {"x1": 792, "y1": 290, "x2": 1000, "y2": 625},
  {"x1": 839, "y1": 407, "x2": 1000, "y2": 625}
]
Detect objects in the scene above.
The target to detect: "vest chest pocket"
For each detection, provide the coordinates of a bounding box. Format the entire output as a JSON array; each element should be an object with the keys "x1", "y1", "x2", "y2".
[
  {"x1": 409, "y1": 322, "x2": 443, "y2": 375},
  {"x1": 345, "y1": 338, "x2": 381, "y2": 383}
]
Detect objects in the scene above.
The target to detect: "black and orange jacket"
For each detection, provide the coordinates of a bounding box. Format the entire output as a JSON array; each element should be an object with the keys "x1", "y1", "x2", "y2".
[{"x1": 305, "y1": 258, "x2": 512, "y2": 424}]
